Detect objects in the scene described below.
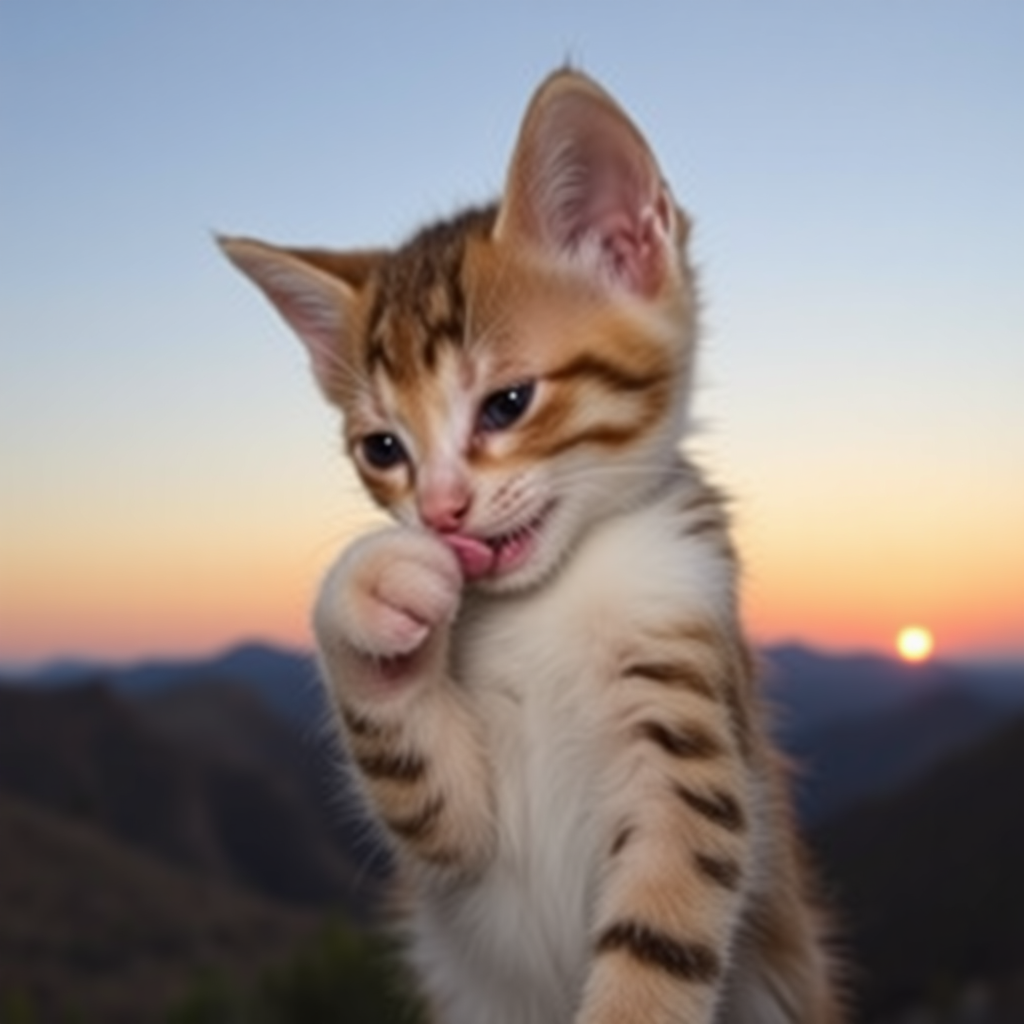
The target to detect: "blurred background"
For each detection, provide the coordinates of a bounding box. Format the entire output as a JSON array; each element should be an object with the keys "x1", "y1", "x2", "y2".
[{"x1": 1, "y1": 3, "x2": 1022, "y2": 1021}]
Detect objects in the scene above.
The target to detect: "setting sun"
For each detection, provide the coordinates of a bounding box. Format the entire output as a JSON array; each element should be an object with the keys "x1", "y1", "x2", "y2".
[{"x1": 896, "y1": 626, "x2": 935, "y2": 663}]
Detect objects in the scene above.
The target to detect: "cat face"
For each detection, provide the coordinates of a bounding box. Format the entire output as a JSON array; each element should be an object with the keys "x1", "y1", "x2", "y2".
[{"x1": 220, "y1": 69, "x2": 698, "y2": 592}]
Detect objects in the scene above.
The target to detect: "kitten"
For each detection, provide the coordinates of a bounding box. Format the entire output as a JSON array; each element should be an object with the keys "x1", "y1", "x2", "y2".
[{"x1": 220, "y1": 69, "x2": 843, "y2": 1024}]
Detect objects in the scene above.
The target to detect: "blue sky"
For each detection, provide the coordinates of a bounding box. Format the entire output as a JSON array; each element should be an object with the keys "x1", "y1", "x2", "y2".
[{"x1": 2, "y1": 2, "x2": 1022, "y2": 662}]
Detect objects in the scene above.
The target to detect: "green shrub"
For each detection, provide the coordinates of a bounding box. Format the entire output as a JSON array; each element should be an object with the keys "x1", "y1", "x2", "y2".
[{"x1": 167, "y1": 920, "x2": 424, "y2": 1024}]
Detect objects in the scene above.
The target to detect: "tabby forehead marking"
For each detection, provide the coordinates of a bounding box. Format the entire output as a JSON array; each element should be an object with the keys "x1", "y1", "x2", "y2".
[{"x1": 364, "y1": 206, "x2": 495, "y2": 380}]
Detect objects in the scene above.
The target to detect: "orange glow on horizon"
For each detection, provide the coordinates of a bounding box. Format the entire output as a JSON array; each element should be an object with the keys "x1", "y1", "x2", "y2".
[
  {"x1": 2, "y1": 485, "x2": 1022, "y2": 666},
  {"x1": 744, "y1": 576, "x2": 1021, "y2": 662}
]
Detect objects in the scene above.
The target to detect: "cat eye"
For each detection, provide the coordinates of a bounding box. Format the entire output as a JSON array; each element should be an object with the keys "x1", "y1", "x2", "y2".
[
  {"x1": 360, "y1": 432, "x2": 407, "y2": 470},
  {"x1": 478, "y1": 382, "x2": 536, "y2": 433}
]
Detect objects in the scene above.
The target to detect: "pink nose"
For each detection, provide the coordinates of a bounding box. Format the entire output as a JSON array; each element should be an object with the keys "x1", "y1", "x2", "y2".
[{"x1": 418, "y1": 489, "x2": 471, "y2": 533}]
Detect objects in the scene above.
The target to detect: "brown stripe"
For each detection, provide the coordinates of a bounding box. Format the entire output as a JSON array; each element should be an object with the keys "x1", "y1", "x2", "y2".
[
  {"x1": 418, "y1": 844, "x2": 464, "y2": 869},
  {"x1": 638, "y1": 721, "x2": 722, "y2": 760},
  {"x1": 364, "y1": 280, "x2": 389, "y2": 360},
  {"x1": 722, "y1": 672, "x2": 752, "y2": 763},
  {"x1": 511, "y1": 366, "x2": 668, "y2": 461},
  {"x1": 545, "y1": 422, "x2": 649, "y2": 456},
  {"x1": 609, "y1": 824, "x2": 635, "y2": 858},
  {"x1": 681, "y1": 489, "x2": 725, "y2": 517},
  {"x1": 422, "y1": 321, "x2": 462, "y2": 369},
  {"x1": 694, "y1": 852, "x2": 743, "y2": 891},
  {"x1": 685, "y1": 515, "x2": 726, "y2": 539},
  {"x1": 624, "y1": 662, "x2": 717, "y2": 700},
  {"x1": 714, "y1": 637, "x2": 755, "y2": 764},
  {"x1": 419, "y1": 282, "x2": 466, "y2": 369},
  {"x1": 667, "y1": 621, "x2": 721, "y2": 651},
  {"x1": 385, "y1": 795, "x2": 444, "y2": 841},
  {"x1": 340, "y1": 704, "x2": 391, "y2": 741},
  {"x1": 354, "y1": 749, "x2": 427, "y2": 783},
  {"x1": 673, "y1": 783, "x2": 746, "y2": 833},
  {"x1": 595, "y1": 920, "x2": 721, "y2": 984},
  {"x1": 365, "y1": 333, "x2": 395, "y2": 377},
  {"x1": 549, "y1": 353, "x2": 663, "y2": 393}
]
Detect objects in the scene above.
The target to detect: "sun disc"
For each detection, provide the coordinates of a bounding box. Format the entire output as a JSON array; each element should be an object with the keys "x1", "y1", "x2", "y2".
[{"x1": 896, "y1": 626, "x2": 934, "y2": 663}]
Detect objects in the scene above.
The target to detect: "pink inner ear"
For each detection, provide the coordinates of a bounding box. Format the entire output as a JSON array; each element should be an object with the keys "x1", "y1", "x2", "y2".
[
  {"x1": 580, "y1": 172, "x2": 673, "y2": 297},
  {"x1": 498, "y1": 76, "x2": 673, "y2": 297}
]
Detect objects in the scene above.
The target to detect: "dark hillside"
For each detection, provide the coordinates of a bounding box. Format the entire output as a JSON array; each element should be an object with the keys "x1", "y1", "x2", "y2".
[
  {"x1": 814, "y1": 714, "x2": 1024, "y2": 1020},
  {"x1": 791, "y1": 683, "x2": 1012, "y2": 824},
  {"x1": 3, "y1": 647, "x2": 1022, "y2": 1021},
  {"x1": 0, "y1": 791, "x2": 319, "y2": 1023},
  {"x1": 0, "y1": 680, "x2": 381, "y2": 913}
]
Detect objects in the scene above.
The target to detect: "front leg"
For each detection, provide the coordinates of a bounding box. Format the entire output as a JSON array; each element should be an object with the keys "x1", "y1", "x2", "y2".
[
  {"x1": 577, "y1": 621, "x2": 755, "y2": 1024},
  {"x1": 314, "y1": 527, "x2": 495, "y2": 874}
]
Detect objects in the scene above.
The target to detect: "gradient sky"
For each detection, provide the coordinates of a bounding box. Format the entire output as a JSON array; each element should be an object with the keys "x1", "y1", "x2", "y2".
[{"x1": 2, "y1": 2, "x2": 1022, "y2": 666}]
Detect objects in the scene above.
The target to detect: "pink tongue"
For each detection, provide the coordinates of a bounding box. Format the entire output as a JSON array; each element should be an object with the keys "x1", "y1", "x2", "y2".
[{"x1": 442, "y1": 533, "x2": 496, "y2": 580}]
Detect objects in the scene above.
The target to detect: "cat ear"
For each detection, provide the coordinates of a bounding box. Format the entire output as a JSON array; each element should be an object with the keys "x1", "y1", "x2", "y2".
[
  {"x1": 495, "y1": 70, "x2": 683, "y2": 297},
  {"x1": 217, "y1": 236, "x2": 384, "y2": 394}
]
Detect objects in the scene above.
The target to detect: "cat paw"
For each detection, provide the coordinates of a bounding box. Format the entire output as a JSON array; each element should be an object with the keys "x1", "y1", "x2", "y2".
[{"x1": 316, "y1": 527, "x2": 462, "y2": 666}]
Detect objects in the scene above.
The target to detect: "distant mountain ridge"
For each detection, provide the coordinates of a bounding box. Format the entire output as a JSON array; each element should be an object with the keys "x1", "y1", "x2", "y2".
[
  {"x1": 0, "y1": 677, "x2": 384, "y2": 917},
  {"x1": 0, "y1": 790, "x2": 320, "y2": 1024},
  {"x1": 5, "y1": 640, "x2": 1023, "y2": 827},
  {"x1": 812, "y1": 711, "x2": 1024, "y2": 1020},
  {"x1": 5, "y1": 641, "x2": 327, "y2": 726},
  {"x1": 2, "y1": 642, "x2": 1023, "y2": 1021},
  {"x1": 0, "y1": 667, "x2": 391, "y2": 1021},
  {"x1": 762, "y1": 643, "x2": 1024, "y2": 743},
  {"x1": 11, "y1": 639, "x2": 1022, "y2": 719},
  {"x1": 761, "y1": 644, "x2": 1024, "y2": 822}
]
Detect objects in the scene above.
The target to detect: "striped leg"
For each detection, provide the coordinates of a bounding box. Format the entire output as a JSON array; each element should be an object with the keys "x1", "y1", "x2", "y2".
[
  {"x1": 577, "y1": 622, "x2": 754, "y2": 1024},
  {"x1": 315, "y1": 528, "x2": 495, "y2": 874}
]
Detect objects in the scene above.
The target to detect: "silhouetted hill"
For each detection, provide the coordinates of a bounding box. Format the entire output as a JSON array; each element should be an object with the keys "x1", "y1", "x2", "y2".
[
  {"x1": 133, "y1": 675, "x2": 393, "y2": 893},
  {"x1": 763, "y1": 645, "x2": 1024, "y2": 823},
  {"x1": 814, "y1": 713, "x2": 1024, "y2": 1021},
  {"x1": 0, "y1": 790, "x2": 319, "y2": 1023},
  {"x1": 763, "y1": 645, "x2": 917, "y2": 743},
  {"x1": 119, "y1": 642, "x2": 327, "y2": 726},
  {"x1": 6, "y1": 641, "x2": 1022, "y2": 836},
  {"x1": 5, "y1": 642, "x2": 1022, "y2": 855},
  {"x1": 135, "y1": 676, "x2": 326, "y2": 794},
  {"x1": 764, "y1": 645, "x2": 1024, "y2": 743},
  {"x1": 4, "y1": 643, "x2": 1023, "y2": 1022},
  {"x1": 0, "y1": 680, "x2": 384, "y2": 915},
  {"x1": 791, "y1": 683, "x2": 1014, "y2": 824},
  {"x1": 12, "y1": 641, "x2": 327, "y2": 725}
]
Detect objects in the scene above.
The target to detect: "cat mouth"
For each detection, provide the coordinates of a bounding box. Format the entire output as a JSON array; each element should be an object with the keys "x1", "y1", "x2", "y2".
[{"x1": 442, "y1": 502, "x2": 555, "y2": 581}]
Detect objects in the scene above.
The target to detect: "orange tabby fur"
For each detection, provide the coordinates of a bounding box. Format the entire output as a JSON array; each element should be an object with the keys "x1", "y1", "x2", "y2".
[{"x1": 220, "y1": 68, "x2": 843, "y2": 1024}]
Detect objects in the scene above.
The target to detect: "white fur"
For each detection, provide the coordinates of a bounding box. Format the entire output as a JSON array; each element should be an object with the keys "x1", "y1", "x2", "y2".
[{"x1": 406, "y1": 482, "x2": 736, "y2": 1024}]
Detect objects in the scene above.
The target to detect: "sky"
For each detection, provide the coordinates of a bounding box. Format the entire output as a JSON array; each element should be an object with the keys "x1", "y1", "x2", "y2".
[{"x1": 1, "y1": 2, "x2": 1022, "y2": 667}]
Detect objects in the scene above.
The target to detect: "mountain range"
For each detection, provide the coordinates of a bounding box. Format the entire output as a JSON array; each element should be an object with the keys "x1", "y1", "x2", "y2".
[
  {"x1": 1, "y1": 641, "x2": 1021, "y2": 1021},
  {"x1": 760, "y1": 644, "x2": 1024, "y2": 822},
  {"x1": 813, "y1": 712, "x2": 1024, "y2": 1021},
  {"x1": 14, "y1": 640, "x2": 1024, "y2": 826}
]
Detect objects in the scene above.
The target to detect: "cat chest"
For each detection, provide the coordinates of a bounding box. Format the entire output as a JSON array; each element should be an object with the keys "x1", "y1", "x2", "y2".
[
  {"x1": 462, "y1": 567, "x2": 629, "y2": 856},
  {"x1": 451, "y1": 595, "x2": 615, "y2": 1004},
  {"x1": 439, "y1": 508, "x2": 733, "y2": 1000}
]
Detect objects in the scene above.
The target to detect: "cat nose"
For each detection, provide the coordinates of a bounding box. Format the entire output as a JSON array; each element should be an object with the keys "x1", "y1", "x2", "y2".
[{"x1": 418, "y1": 486, "x2": 472, "y2": 533}]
